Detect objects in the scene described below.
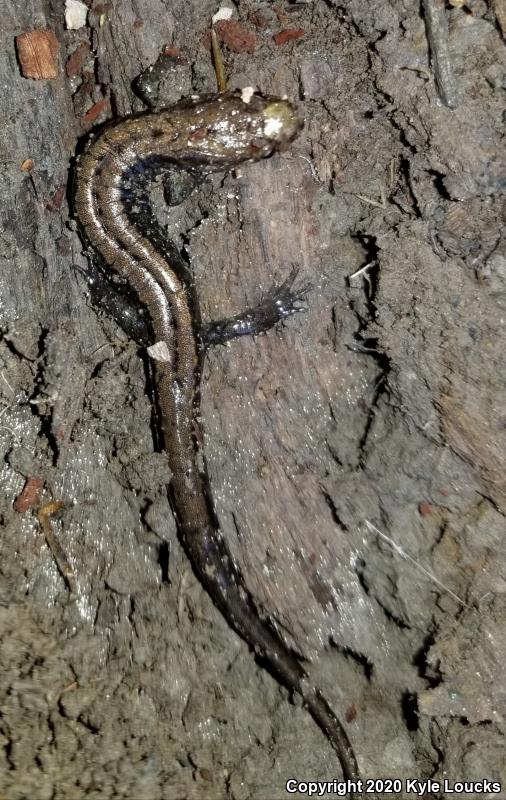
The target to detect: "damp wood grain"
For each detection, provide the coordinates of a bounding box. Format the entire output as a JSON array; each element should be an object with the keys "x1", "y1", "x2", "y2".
[{"x1": 1, "y1": 0, "x2": 505, "y2": 797}]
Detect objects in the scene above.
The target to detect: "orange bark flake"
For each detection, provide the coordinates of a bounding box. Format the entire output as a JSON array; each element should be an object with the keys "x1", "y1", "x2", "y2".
[
  {"x1": 274, "y1": 5, "x2": 289, "y2": 24},
  {"x1": 16, "y1": 29, "x2": 60, "y2": 80},
  {"x1": 49, "y1": 185, "x2": 66, "y2": 210},
  {"x1": 214, "y1": 20, "x2": 257, "y2": 53},
  {"x1": 418, "y1": 501, "x2": 434, "y2": 517},
  {"x1": 162, "y1": 45, "x2": 187, "y2": 62},
  {"x1": 273, "y1": 28, "x2": 305, "y2": 46},
  {"x1": 81, "y1": 97, "x2": 110, "y2": 124},
  {"x1": 66, "y1": 42, "x2": 90, "y2": 77},
  {"x1": 248, "y1": 10, "x2": 269, "y2": 29},
  {"x1": 13, "y1": 476, "x2": 44, "y2": 513}
]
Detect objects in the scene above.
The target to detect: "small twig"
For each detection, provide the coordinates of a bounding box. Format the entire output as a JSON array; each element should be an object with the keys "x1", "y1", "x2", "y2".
[
  {"x1": 0, "y1": 370, "x2": 14, "y2": 396},
  {"x1": 354, "y1": 192, "x2": 386, "y2": 210},
  {"x1": 400, "y1": 65, "x2": 432, "y2": 81},
  {"x1": 298, "y1": 154, "x2": 321, "y2": 183},
  {"x1": 422, "y1": 0, "x2": 458, "y2": 109},
  {"x1": 0, "y1": 424, "x2": 18, "y2": 439},
  {"x1": 364, "y1": 520, "x2": 468, "y2": 607},
  {"x1": 348, "y1": 261, "x2": 376, "y2": 293},
  {"x1": 38, "y1": 501, "x2": 75, "y2": 592},
  {"x1": 348, "y1": 261, "x2": 376, "y2": 281},
  {"x1": 86, "y1": 341, "x2": 115, "y2": 360},
  {"x1": 211, "y1": 28, "x2": 228, "y2": 93},
  {"x1": 388, "y1": 158, "x2": 396, "y2": 192}
]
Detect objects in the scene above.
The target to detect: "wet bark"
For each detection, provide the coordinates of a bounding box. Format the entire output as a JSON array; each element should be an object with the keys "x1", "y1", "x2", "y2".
[{"x1": 0, "y1": 0, "x2": 505, "y2": 797}]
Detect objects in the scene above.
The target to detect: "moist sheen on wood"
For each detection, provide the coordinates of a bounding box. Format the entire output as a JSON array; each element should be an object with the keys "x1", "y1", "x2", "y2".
[{"x1": 0, "y1": 0, "x2": 505, "y2": 798}]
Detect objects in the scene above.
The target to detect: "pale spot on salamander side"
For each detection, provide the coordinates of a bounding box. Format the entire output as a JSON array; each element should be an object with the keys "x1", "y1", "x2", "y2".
[{"x1": 147, "y1": 340, "x2": 171, "y2": 362}]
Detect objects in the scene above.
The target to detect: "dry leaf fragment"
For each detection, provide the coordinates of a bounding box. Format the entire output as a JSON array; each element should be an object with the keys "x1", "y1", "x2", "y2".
[{"x1": 16, "y1": 28, "x2": 60, "y2": 80}]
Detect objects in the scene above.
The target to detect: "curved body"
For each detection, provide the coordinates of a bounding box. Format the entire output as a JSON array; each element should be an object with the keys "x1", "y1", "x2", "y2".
[{"x1": 74, "y1": 90, "x2": 359, "y2": 785}]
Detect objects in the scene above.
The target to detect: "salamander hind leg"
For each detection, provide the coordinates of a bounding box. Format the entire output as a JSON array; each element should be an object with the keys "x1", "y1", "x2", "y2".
[
  {"x1": 78, "y1": 255, "x2": 152, "y2": 346},
  {"x1": 199, "y1": 266, "x2": 311, "y2": 349}
]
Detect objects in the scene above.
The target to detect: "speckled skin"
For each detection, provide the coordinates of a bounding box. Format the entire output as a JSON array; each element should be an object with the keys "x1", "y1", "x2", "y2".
[{"x1": 74, "y1": 90, "x2": 360, "y2": 786}]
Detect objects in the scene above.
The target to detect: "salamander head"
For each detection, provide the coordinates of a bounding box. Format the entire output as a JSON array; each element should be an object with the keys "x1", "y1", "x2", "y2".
[{"x1": 167, "y1": 89, "x2": 303, "y2": 168}]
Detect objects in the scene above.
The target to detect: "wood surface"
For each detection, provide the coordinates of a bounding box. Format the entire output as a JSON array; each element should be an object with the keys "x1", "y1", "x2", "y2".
[{"x1": 1, "y1": 1, "x2": 505, "y2": 797}]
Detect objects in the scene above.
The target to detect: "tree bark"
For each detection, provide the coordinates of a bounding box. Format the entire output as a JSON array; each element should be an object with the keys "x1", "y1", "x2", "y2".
[{"x1": 1, "y1": 0, "x2": 505, "y2": 797}]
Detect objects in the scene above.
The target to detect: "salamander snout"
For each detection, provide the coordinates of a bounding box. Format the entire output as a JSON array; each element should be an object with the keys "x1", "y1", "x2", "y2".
[{"x1": 261, "y1": 100, "x2": 303, "y2": 145}]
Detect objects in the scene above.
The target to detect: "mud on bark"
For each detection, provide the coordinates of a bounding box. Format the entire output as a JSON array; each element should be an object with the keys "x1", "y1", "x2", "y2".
[{"x1": 0, "y1": 0, "x2": 505, "y2": 797}]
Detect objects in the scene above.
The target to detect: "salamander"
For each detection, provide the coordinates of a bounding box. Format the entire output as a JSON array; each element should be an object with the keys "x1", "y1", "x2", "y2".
[{"x1": 74, "y1": 89, "x2": 360, "y2": 786}]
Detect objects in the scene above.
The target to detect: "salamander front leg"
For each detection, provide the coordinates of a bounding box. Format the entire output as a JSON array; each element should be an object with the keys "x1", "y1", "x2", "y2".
[
  {"x1": 199, "y1": 267, "x2": 310, "y2": 349},
  {"x1": 134, "y1": 49, "x2": 191, "y2": 111}
]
